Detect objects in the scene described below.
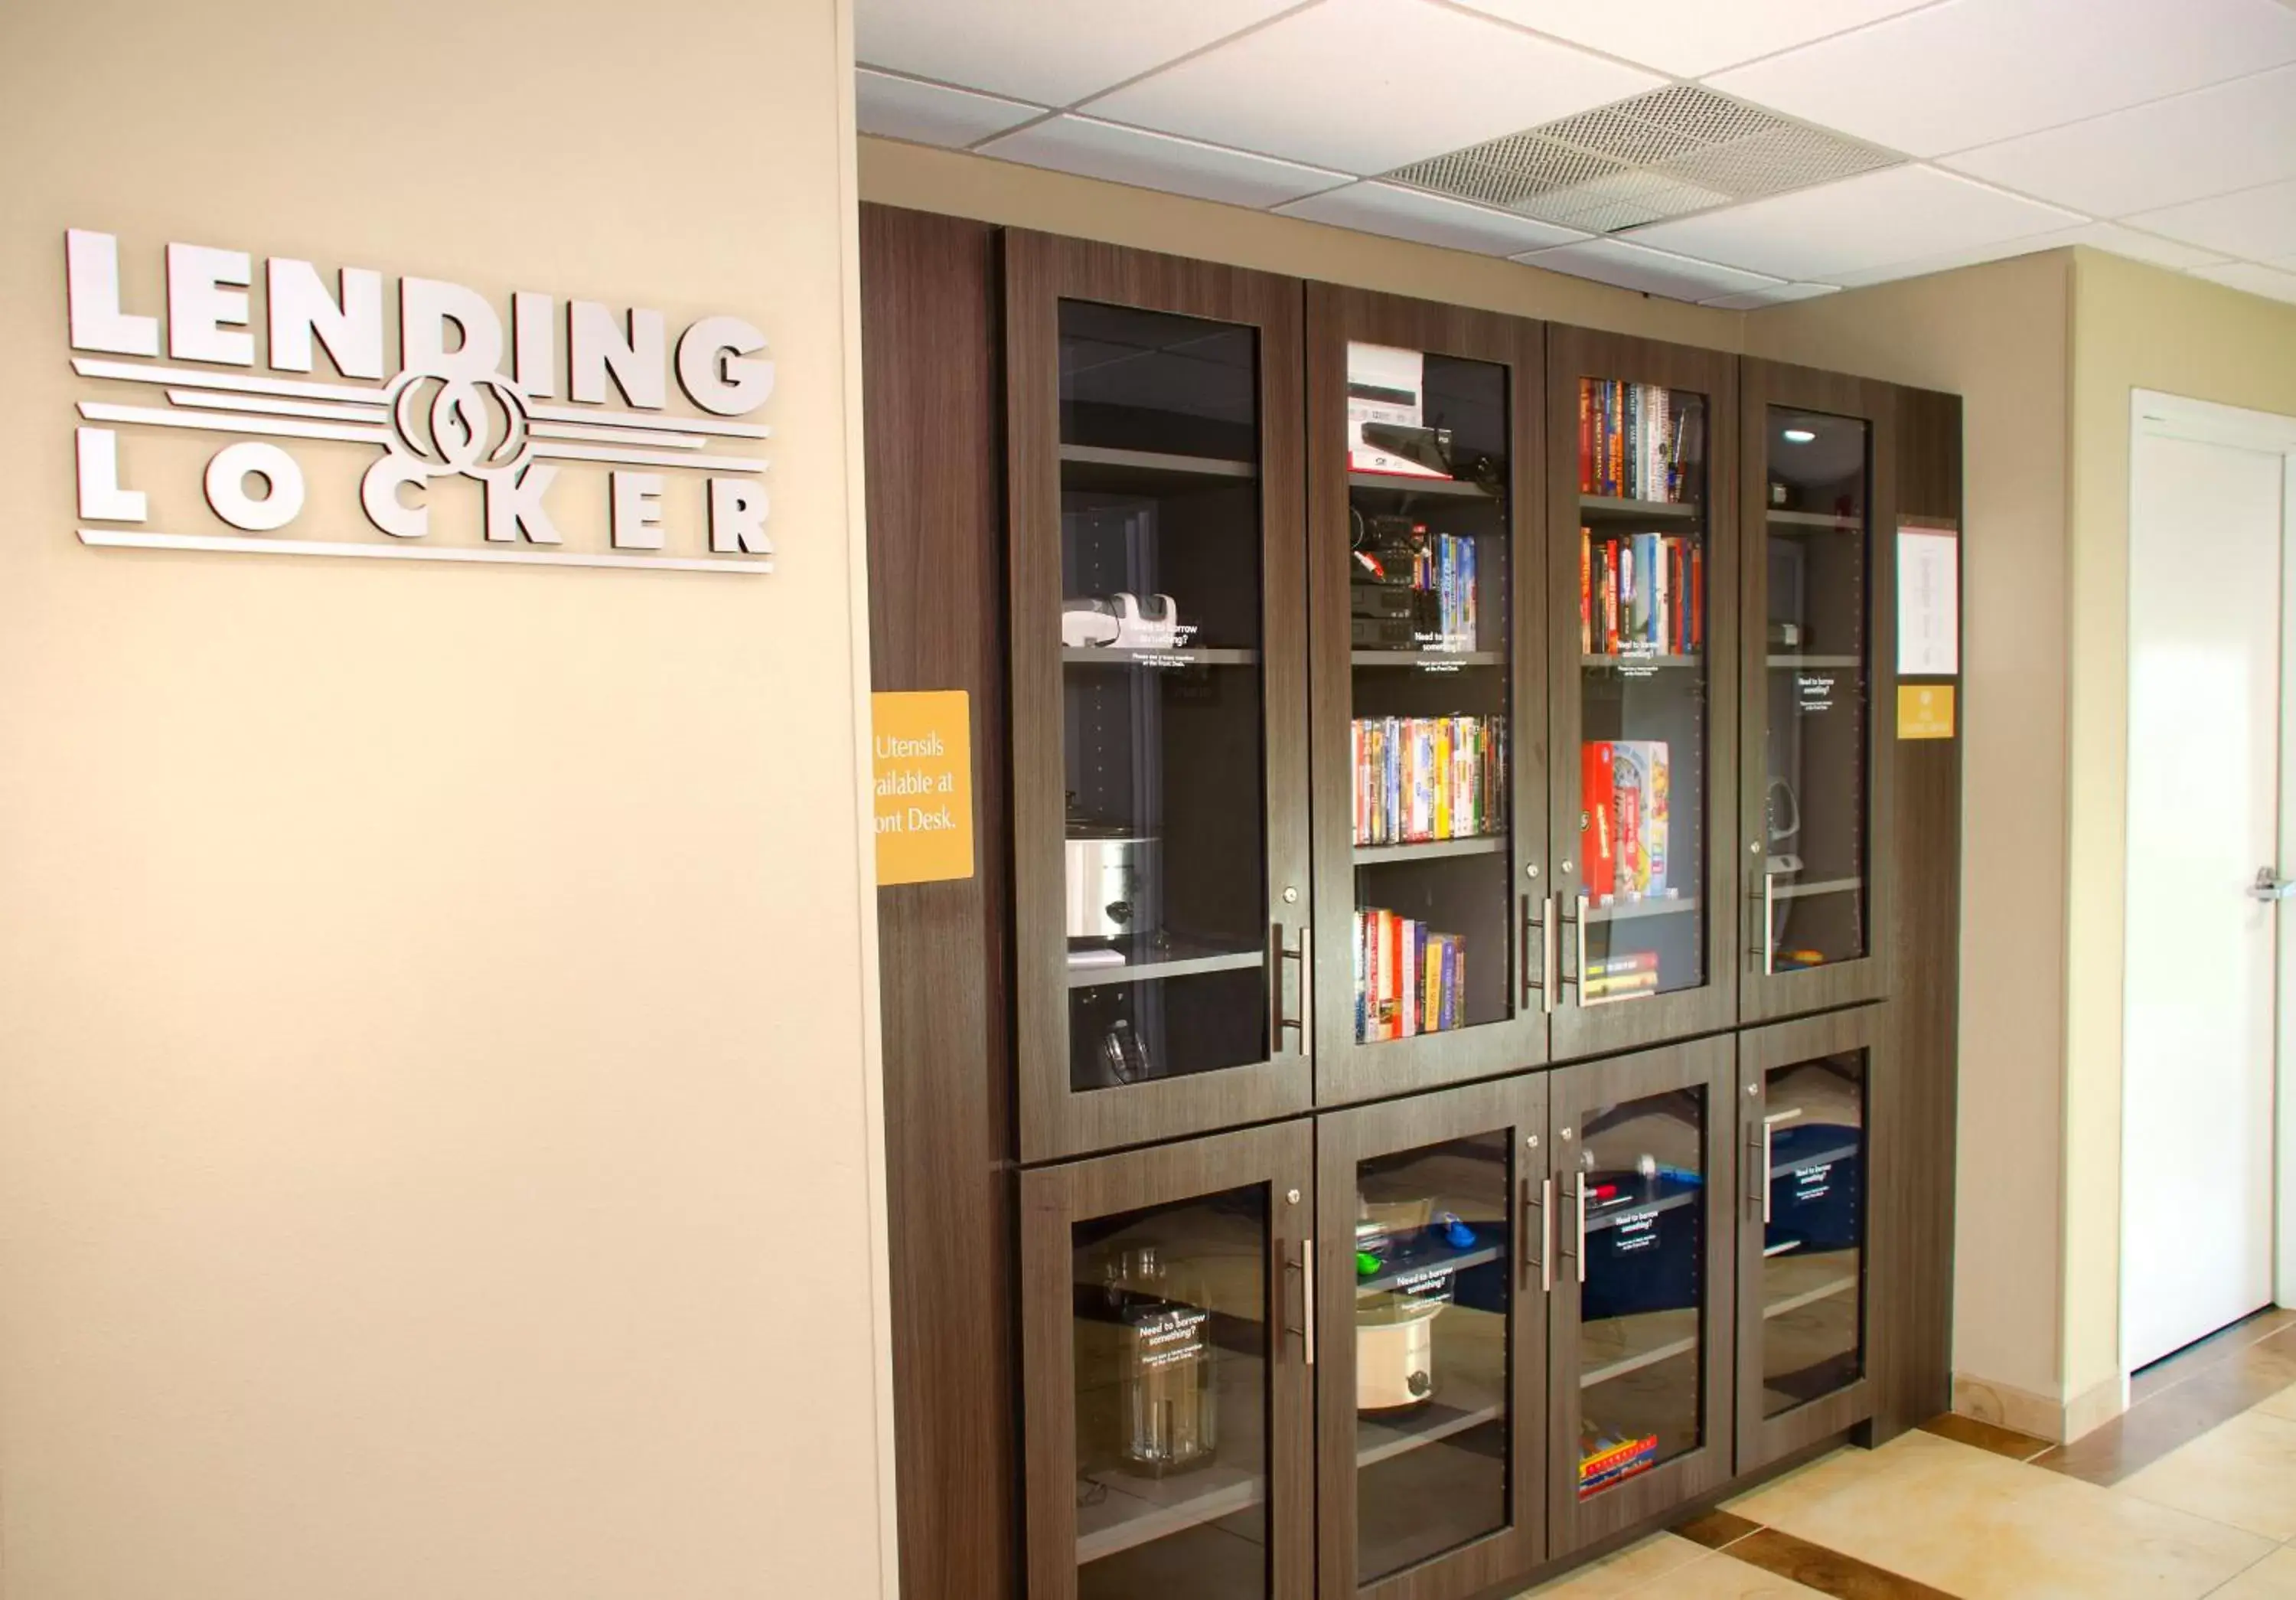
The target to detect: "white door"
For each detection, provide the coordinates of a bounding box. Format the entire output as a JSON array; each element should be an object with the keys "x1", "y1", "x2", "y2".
[{"x1": 2122, "y1": 425, "x2": 2286, "y2": 1372}]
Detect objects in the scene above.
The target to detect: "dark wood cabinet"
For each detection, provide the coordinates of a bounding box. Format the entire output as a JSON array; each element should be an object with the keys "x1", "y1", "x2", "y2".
[
  {"x1": 1544, "y1": 328, "x2": 1743, "y2": 1063},
  {"x1": 1734, "y1": 1004, "x2": 1889, "y2": 1469},
  {"x1": 1313, "y1": 1078, "x2": 1551, "y2": 1599},
  {"x1": 1021, "y1": 1122, "x2": 1316, "y2": 1600},
  {"x1": 1738, "y1": 362, "x2": 1898, "y2": 1023},
  {"x1": 1307, "y1": 286, "x2": 1551, "y2": 1105},
  {"x1": 1006, "y1": 231, "x2": 1313, "y2": 1161},
  {"x1": 1544, "y1": 1035, "x2": 1737, "y2": 1555}
]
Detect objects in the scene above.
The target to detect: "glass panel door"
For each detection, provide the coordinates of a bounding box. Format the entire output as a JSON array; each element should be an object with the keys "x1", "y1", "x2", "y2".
[
  {"x1": 1752, "y1": 1049, "x2": 1867, "y2": 1419},
  {"x1": 1574, "y1": 379, "x2": 1711, "y2": 1007},
  {"x1": 1349, "y1": 1131, "x2": 1513, "y2": 1580},
  {"x1": 1345, "y1": 345, "x2": 1515, "y2": 1047},
  {"x1": 1060, "y1": 299, "x2": 1270, "y2": 1093},
  {"x1": 1757, "y1": 408, "x2": 1872, "y2": 978},
  {"x1": 1569, "y1": 1079, "x2": 1708, "y2": 1503},
  {"x1": 1073, "y1": 1186, "x2": 1272, "y2": 1600}
]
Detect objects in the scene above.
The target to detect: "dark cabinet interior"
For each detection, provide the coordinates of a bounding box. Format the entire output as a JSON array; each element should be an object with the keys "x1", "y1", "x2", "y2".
[{"x1": 863, "y1": 204, "x2": 1963, "y2": 1600}]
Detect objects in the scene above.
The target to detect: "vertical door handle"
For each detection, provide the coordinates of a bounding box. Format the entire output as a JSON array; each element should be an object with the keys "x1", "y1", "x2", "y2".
[
  {"x1": 1540, "y1": 1177, "x2": 1554, "y2": 1293},
  {"x1": 1520, "y1": 894, "x2": 1558, "y2": 1016},
  {"x1": 1271, "y1": 923, "x2": 1312, "y2": 1054},
  {"x1": 1761, "y1": 870, "x2": 1777, "y2": 976},
  {"x1": 1556, "y1": 895, "x2": 1587, "y2": 1006},
  {"x1": 1743, "y1": 1120, "x2": 1766, "y2": 1221},
  {"x1": 1575, "y1": 1173, "x2": 1589, "y2": 1285},
  {"x1": 1520, "y1": 893, "x2": 1538, "y2": 1011},
  {"x1": 1542, "y1": 896, "x2": 1557, "y2": 1015},
  {"x1": 1761, "y1": 1119, "x2": 1776, "y2": 1225},
  {"x1": 1283, "y1": 1239, "x2": 1315, "y2": 1366}
]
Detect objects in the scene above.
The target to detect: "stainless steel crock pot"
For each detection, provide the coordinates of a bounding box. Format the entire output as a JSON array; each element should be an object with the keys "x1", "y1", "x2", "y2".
[
  {"x1": 1065, "y1": 826, "x2": 1159, "y2": 940},
  {"x1": 1356, "y1": 1291, "x2": 1442, "y2": 1411}
]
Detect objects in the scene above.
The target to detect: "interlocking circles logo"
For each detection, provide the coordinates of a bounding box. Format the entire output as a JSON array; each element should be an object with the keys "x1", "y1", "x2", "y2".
[{"x1": 65, "y1": 229, "x2": 775, "y2": 573}]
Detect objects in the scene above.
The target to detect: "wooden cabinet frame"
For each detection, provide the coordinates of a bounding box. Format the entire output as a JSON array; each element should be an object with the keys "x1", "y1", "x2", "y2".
[
  {"x1": 1006, "y1": 231, "x2": 1313, "y2": 1161},
  {"x1": 1737, "y1": 361, "x2": 1898, "y2": 1023},
  {"x1": 1020, "y1": 1122, "x2": 1316, "y2": 1600},
  {"x1": 1733, "y1": 1004, "x2": 1891, "y2": 1468},
  {"x1": 1544, "y1": 328, "x2": 1742, "y2": 1062},
  {"x1": 1544, "y1": 1035, "x2": 1737, "y2": 1555},
  {"x1": 1307, "y1": 286, "x2": 1551, "y2": 1105},
  {"x1": 1314, "y1": 1078, "x2": 1551, "y2": 1599}
]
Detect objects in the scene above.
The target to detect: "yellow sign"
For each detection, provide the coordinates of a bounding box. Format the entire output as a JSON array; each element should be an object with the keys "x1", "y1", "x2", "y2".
[
  {"x1": 872, "y1": 691, "x2": 974, "y2": 886},
  {"x1": 1898, "y1": 682, "x2": 1956, "y2": 740}
]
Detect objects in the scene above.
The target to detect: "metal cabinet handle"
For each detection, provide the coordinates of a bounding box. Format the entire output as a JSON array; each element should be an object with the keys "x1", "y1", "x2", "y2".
[
  {"x1": 1761, "y1": 870, "x2": 1777, "y2": 976},
  {"x1": 2253, "y1": 867, "x2": 2296, "y2": 902},
  {"x1": 1541, "y1": 896, "x2": 1557, "y2": 1015},
  {"x1": 1557, "y1": 895, "x2": 1587, "y2": 1006},
  {"x1": 1540, "y1": 1177, "x2": 1554, "y2": 1293},
  {"x1": 1744, "y1": 1120, "x2": 1766, "y2": 1221},
  {"x1": 1575, "y1": 1173, "x2": 1589, "y2": 1285},
  {"x1": 1300, "y1": 1238, "x2": 1315, "y2": 1367},
  {"x1": 1271, "y1": 922, "x2": 1312, "y2": 1054},
  {"x1": 1520, "y1": 894, "x2": 1558, "y2": 1016}
]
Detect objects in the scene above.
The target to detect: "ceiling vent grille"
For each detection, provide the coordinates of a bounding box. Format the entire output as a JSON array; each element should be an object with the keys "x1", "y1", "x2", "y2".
[{"x1": 1384, "y1": 85, "x2": 1901, "y2": 235}]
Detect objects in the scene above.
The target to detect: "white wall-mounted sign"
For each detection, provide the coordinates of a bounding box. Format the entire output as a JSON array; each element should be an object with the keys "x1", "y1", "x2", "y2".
[
  {"x1": 65, "y1": 229, "x2": 775, "y2": 573},
  {"x1": 1897, "y1": 521, "x2": 1958, "y2": 675}
]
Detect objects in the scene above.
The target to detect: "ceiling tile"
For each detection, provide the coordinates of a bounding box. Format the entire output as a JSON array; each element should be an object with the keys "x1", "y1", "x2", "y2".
[
  {"x1": 2189, "y1": 261, "x2": 2296, "y2": 305},
  {"x1": 2125, "y1": 178, "x2": 2296, "y2": 262},
  {"x1": 854, "y1": 0, "x2": 1300, "y2": 106},
  {"x1": 1703, "y1": 282, "x2": 1842, "y2": 310},
  {"x1": 1707, "y1": 0, "x2": 2296, "y2": 159},
  {"x1": 1276, "y1": 181, "x2": 1587, "y2": 253},
  {"x1": 1450, "y1": 0, "x2": 1939, "y2": 77},
  {"x1": 1828, "y1": 229, "x2": 2083, "y2": 286},
  {"x1": 1084, "y1": 0, "x2": 1663, "y2": 175},
  {"x1": 1629, "y1": 165, "x2": 2082, "y2": 280},
  {"x1": 977, "y1": 116, "x2": 1351, "y2": 208},
  {"x1": 856, "y1": 70, "x2": 1044, "y2": 149},
  {"x1": 1515, "y1": 237, "x2": 1784, "y2": 300},
  {"x1": 1942, "y1": 65, "x2": 2296, "y2": 217}
]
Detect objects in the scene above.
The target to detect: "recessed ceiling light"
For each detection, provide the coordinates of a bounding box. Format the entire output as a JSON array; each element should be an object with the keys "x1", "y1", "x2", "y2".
[{"x1": 1782, "y1": 427, "x2": 1817, "y2": 443}]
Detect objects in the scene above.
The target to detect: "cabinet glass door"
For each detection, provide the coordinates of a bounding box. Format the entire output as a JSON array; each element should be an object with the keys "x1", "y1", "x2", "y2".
[
  {"x1": 1312, "y1": 293, "x2": 1545, "y2": 1108},
  {"x1": 1023, "y1": 1122, "x2": 1313, "y2": 1600},
  {"x1": 1009, "y1": 235, "x2": 1309, "y2": 1161},
  {"x1": 1741, "y1": 367, "x2": 1893, "y2": 1023},
  {"x1": 1550, "y1": 333, "x2": 1737, "y2": 1059},
  {"x1": 1737, "y1": 1008, "x2": 1881, "y2": 1466},
  {"x1": 1060, "y1": 299, "x2": 1270, "y2": 1091},
  {"x1": 1756, "y1": 409, "x2": 1870, "y2": 977},
  {"x1": 1316, "y1": 1078, "x2": 1546, "y2": 1599},
  {"x1": 1548, "y1": 1038, "x2": 1732, "y2": 1552}
]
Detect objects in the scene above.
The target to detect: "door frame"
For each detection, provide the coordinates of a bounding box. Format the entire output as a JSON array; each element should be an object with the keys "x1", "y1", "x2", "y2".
[
  {"x1": 1307, "y1": 285, "x2": 1551, "y2": 1105},
  {"x1": 1019, "y1": 1120, "x2": 1316, "y2": 1600},
  {"x1": 1314, "y1": 1076, "x2": 1551, "y2": 1599},
  {"x1": 2122, "y1": 389, "x2": 2296, "y2": 1377}
]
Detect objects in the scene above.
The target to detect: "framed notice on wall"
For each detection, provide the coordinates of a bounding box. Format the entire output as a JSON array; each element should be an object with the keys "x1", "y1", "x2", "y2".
[{"x1": 1897, "y1": 521, "x2": 1960, "y2": 676}]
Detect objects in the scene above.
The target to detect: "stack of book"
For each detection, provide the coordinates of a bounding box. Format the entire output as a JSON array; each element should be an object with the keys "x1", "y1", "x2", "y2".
[
  {"x1": 1407, "y1": 531, "x2": 1477, "y2": 651},
  {"x1": 1583, "y1": 951, "x2": 1659, "y2": 1001},
  {"x1": 1353, "y1": 909, "x2": 1465, "y2": 1042},
  {"x1": 1352, "y1": 716, "x2": 1508, "y2": 845},
  {"x1": 1579, "y1": 1426, "x2": 1658, "y2": 1497},
  {"x1": 1581, "y1": 528, "x2": 1701, "y2": 655},
  {"x1": 1580, "y1": 741, "x2": 1669, "y2": 900},
  {"x1": 1579, "y1": 379, "x2": 1698, "y2": 502}
]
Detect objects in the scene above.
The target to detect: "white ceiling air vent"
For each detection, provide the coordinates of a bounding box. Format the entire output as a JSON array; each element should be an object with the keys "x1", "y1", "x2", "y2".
[{"x1": 1384, "y1": 84, "x2": 1903, "y2": 236}]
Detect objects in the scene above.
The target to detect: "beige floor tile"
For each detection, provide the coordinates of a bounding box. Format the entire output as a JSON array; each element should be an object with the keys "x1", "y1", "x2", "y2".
[
  {"x1": 2257, "y1": 1381, "x2": 2296, "y2": 1422},
  {"x1": 2214, "y1": 1548, "x2": 2296, "y2": 1598},
  {"x1": 1613, "y1": 1550, "x2": 1826, "y2": 1597},
  {"x1": 1513, "y1": 1532, "x2": 1709, "y2": 1598},
  {"x1": 1721, "y1": 1441, "x2": 1897, "y2": 1525},
  {"x1": 2116, "y1": 1407, "x2": 2296, "y2": 1541},
  {"x1": 1756, "y1": 1429, "x2": 2272, "y2": 1598}
]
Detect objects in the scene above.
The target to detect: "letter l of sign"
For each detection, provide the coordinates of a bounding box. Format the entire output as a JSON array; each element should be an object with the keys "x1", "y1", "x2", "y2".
[{"x1": 65, "y1": 230, "x2": 160, "y2": 356}]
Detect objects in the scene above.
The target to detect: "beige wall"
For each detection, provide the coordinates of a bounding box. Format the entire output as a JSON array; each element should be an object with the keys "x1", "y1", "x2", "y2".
[
  {"x1": 2060, "y1": 250, "x2": 2296, "y2": 1411},
  {"x1": 0, "y1": 3, "x2": 894, "y2": 1598},
  {"x1": 859, "y1": 137, "x2": 1743, "y2": 348},
  {"x1": 1746, "y1": 253, "x2": 2078, "y2": 1421}
]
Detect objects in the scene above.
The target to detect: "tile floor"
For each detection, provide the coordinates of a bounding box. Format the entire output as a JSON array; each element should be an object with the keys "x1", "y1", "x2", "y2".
[{"x1": 1518, "y1": 1310, "x2": 2296, "y2": 1599}]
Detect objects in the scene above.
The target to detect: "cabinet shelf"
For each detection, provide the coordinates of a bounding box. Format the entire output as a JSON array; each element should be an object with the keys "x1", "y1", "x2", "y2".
[
  {"x1": 1584, "y1": 894, "x2": 1696, "y2": 923},
  {"x1": 1580, "y1": 1318, "x2": 1700, "y2": 1389},
  {"x1": 1059, "y1": 442, "x2": 1255, "y2": 493},
  {"x1": 1354, "y1": 1366, "x2": 1506, "y2": 1470},
  {"x1": 1772, "y1": 877, "x2": 1859, "y2": 902},
  {"x1": 1349, "y1": 470, "x2": 1495, "y2": 500},
  {"x1": 1767, "y1": 655, "x2": 1859, "y2": 669},
  {"x1": 1583, "y1": 652, "x2": 1701, "y2": 671},
  {"x1": 1767, "y1": 510, "x2": 1861, "y2": 531},
  {"x1": 1066, "y1": 940, "x2": 1267, "y2": 988},
  {"x1": 1063, "y1": 646, "x2": 1261, "y2": 668},
  {"x1": 1580, "y1": 495, "x2": 1699, "y2": 521},
  {"x1": 1352, "y1": 649, "x2": 1502, "y2": 669},
  {"x1": 1352, "y1": 835, "x2": 1507, "y2": 866},
  {"x1": 1075, "y1": 1351, "x2": 1267, "y2": 1562},
  {"x1": 1354, "y1": 1234, "x2": 1505, "y2": 1297}
]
